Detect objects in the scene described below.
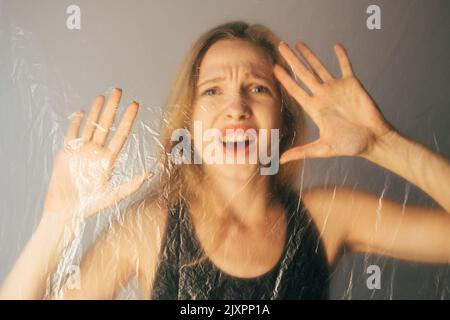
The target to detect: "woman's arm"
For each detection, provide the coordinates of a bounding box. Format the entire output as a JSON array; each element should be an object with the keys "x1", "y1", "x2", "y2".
[
  {"x1": 0, "y1": 89, "x2": 149, "y2": 299},
  {"x1": 363, "y1": 130, "x2": 450, "y2": 212},
  {"x1": 0, "y1": 211, "x2": 72, "y2": 299},
  {"x1": 344, "y1": 131, "x2": 450, "y2": 262},
  {"x1": 62, "y1": 200, "x2": 165, "y2": 300},
  {"x1": 0, "y1": 206, "x2": 137, "y2": 300},
  {"x1": 62, "y1": 199, "x2": 167, "y2": 300},
  {"x1": 61, "y1": 210, "x2": 137, "y2": 300},
  {"x1": 275, "y1": 41, "x2": 450, "y2": 264},
  {"x1": 303, "y1": 187, "x2": 450, "y2": 264}
]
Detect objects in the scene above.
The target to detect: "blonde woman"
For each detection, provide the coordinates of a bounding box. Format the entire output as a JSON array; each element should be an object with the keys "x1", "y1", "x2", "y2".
[{"x1": 1, "y1": 21, "x2": 449, "y2": 300}]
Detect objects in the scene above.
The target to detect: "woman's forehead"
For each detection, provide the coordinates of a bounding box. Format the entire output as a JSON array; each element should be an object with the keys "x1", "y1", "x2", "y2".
[
  {"x1": 198, "y1": 62, "x2": 272, "y2": 80},
  {"x1": 198, "y1": 40, "x2": 274, "y2": 82}
]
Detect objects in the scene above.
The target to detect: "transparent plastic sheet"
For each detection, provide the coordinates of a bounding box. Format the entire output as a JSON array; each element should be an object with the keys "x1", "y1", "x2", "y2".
[{"x1": 1, "y1": 0, "x2": 450, "y2": 300}]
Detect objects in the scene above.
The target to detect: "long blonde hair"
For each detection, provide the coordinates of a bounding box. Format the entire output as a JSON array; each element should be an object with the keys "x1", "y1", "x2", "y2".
[{"x1": 153, "y1": 21, "x2": 306, "y2": 210}]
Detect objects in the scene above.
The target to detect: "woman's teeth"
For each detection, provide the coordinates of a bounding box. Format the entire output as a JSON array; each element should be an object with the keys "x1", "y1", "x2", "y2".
[{"x1": 220, "y1": 132, "x2": 253, "y2": 143}]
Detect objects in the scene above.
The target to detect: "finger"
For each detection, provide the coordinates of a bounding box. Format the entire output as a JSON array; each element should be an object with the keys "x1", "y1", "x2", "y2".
[
  {"x1": 93, "y1": 88, "x2": 122, "y2": 146},
  {"x1": 108, "y1": 101, "x2": 139, "y2": 158},
  {"x1": 295, "y1": 42, "x2": 333, "y2": 82},
  {"x1": 105, "y1": 171, "x2": 152, "y2": 205},
  {"x1": 81, "y1": 95, "x2": 104, "y2": 142},
  {"x1": 64, "y1": 111, "x2": 84, "y2": 144},
  {"x1": 278, "y1": 42, "x2": 321, "y2": 92},
  {"x1": 279, "y1": 140, "x2": 331, "y2": 163},
  {"x1": 273, "y1": 64, "x2": 317, "y2": 117},
  {"x1": 334, "y1": 43, "x2": 353, "y2": 78}
]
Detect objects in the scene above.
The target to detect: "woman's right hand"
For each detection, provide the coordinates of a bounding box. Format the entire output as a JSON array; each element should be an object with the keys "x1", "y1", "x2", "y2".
[{"x1": 42, "y1": 88, "x2": 150, "y2": 222}]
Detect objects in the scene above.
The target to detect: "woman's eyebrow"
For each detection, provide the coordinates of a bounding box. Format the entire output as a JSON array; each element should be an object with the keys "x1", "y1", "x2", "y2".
[
  {"x1": 197, "y1": 72, "x2": 273, "y2": 88},
  {"x1": 197, "y1": 76, "x2": 226, "y2": 88},
  {"x1": 252, "y1": 73, "x2": 275, "y2": 85}
]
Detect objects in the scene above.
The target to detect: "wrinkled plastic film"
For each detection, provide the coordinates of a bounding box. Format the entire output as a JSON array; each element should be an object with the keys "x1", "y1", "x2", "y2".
[{"x1": 1, "y1": 0, "x2": 450, "y2": 300}]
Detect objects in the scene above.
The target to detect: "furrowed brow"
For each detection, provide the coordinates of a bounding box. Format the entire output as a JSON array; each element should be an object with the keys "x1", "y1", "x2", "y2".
[
  {"x1": 197, "y1": 68, "x2": 274, "y2": 88},
  {"x1": 197, "y1": 76, "x2": 226, "y2": 88}
]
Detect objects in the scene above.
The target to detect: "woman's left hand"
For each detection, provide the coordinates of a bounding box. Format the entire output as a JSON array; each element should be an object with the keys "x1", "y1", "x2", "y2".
[{"x1": 274, "y1": 41, "x2": 394, "y2": 164}]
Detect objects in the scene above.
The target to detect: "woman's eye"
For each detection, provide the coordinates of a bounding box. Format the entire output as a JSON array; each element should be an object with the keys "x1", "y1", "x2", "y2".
[
  {"x1": 202, "y1": 88, "x2": 219, "y2": 96},
  {"x1": 251, "y1": 85, "x2": 270, "y2": 94},
  {"x1": 201, "y1": 86, "x2": 269, "y2": 96}
]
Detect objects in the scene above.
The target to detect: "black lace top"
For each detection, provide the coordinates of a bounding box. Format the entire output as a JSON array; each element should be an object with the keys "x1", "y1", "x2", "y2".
[{"x1": 151, "y1": 193, "x2": 330, "y2": 299}]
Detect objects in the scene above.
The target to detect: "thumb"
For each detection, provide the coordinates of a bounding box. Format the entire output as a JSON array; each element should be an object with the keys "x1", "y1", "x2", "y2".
[
  {"x1": 280, "y1": 140, "x2": 331, "y2": 164},
  {"x1": 105, "y1": 171, "x2": 152, "y2": 205}
]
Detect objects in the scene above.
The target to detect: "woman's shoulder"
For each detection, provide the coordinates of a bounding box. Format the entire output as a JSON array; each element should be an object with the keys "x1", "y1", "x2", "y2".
[
  {"x1": 122, "y1": 195, "x2": 170, "y2": 241},
  {"x1": 301, "y1": 185, "x2": 371, "y2": 223},
  {"x1": 300, "y1": 186, "x2": 355, "y2": 265},
  {"x1": 117, "y1": 195, "x2": 171, "y2": 298}
]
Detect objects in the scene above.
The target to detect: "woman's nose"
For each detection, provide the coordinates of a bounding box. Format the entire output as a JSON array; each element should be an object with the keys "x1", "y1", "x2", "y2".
[{"x1": 225, "y1": 93, "x2": 251, "y2": 120}]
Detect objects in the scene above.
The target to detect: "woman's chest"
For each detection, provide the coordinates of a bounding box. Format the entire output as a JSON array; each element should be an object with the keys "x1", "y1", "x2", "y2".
[{"x1": 194, "y1": 217, "x2": 287, "y2": 278}]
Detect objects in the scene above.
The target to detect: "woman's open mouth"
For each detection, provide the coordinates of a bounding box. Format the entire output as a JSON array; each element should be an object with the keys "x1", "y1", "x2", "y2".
[{"x1": 218, "y1": 127, "x2": 258, "y2": 157}]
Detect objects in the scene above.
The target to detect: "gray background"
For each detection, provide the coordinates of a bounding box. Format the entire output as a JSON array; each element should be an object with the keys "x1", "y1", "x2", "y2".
[{"x1": 1, "y1": 0, "x2": 449, "y2": 299}]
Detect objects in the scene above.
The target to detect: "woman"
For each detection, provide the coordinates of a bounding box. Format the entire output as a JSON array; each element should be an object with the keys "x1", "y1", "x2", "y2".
[{"x1": 1, "y1": 21, "x2": 449, "y2": 299}]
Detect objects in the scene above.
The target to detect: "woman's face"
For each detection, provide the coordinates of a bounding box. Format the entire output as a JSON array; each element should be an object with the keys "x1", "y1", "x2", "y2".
[{"x1": 191, "y1": 39, "x2": 282, "y2": 181}]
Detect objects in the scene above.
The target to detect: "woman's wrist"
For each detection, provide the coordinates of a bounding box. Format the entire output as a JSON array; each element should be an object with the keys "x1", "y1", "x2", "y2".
[
  {"x1": 37, "y1": 209, "x2": 81, "y2": 248},
  {"x1": 39, "y1": 210, "x2": 71, "y2": 230},
  {"x1": 361, "y1": 128, "x2": 403, "y2": 164}
]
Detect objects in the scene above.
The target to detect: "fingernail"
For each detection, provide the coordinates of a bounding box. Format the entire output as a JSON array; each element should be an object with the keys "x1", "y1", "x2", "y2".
[
  {"x1": 278, "y1": 41, "x2": 286, "y2": 48},
  {"x1": 115, "y1": 87, "x2": 123, "y2": 92}
]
